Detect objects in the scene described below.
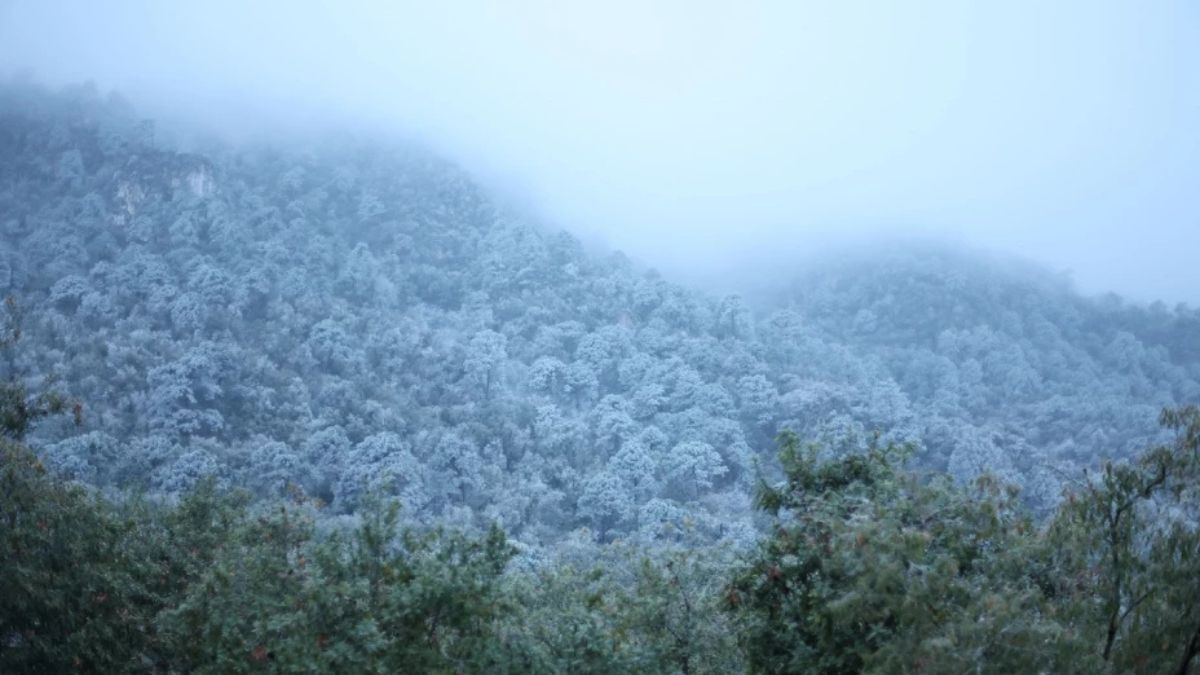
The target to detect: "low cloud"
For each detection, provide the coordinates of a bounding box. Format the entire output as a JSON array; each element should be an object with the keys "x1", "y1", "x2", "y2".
[{"x1": 3, "y1": 0, "x2": 1197, "y2": 302}]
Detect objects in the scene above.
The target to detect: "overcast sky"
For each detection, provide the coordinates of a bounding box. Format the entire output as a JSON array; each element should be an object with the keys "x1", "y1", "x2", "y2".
[{"x1": 2, "y1": 1, "x2": 1198, "y2": 303}]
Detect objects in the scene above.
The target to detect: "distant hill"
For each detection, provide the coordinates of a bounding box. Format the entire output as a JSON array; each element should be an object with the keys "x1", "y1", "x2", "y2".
[{"x1": 2, "y1": 81, "x2": 1196, "y2": 548}]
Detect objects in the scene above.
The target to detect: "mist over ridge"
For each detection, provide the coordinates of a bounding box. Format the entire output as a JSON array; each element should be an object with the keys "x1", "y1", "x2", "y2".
[{"x1": 2, "y1": 0, "x2": 1198, "y2": 304}]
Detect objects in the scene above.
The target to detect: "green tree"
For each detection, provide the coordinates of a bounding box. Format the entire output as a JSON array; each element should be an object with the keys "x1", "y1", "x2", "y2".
[
  {"x1": 1, "y1": 298, "x2": 137, "y2": 672},
  {"x1": 0, "y1": 439, "x2": 164, "y2": 673},
  {"x1": 1, "y1": 296, "x2": 79, "y2": 441},
  {"x1": 620, "y1": 550, "x2": 744, "y2": 674},
  {"x1": 1050, "y1": 406, "x2": 1200, "y2": 674},
  {"x1": 726, "y1": 431, "x2": 1084, "y2": 674},
  {"x1": 158, "y1": 496, "x2": 519, "y2": 673}
]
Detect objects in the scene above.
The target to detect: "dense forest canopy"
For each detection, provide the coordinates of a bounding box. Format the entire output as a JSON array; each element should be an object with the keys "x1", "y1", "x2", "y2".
[
  {"x1": 2, "y1": 82, "x2": 1200, "y2": 672},
  {"x1": 5, "y1": 374, "x2": 1200, "y2": 672}
]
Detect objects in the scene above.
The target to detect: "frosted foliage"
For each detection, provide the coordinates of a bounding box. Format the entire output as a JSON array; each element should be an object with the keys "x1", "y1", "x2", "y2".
[
  {"x1": 169, "y1": 293, "x2": 204, "y2": 332},
  {"x1": 636, "y1": 498, "x2": 693, "y2": 540},
  {"x1": 608, "y1": 441, "x2": 658, "y2": 496},
  {"x1": 3, "y1": 85, "x2": 1195, "y2": 550},
  {"x1": 336, "y1": 243, "x2": 380, "y2": 301},
  {"x1": 142, "y1": 349, "x2": 228, "y2": 439},
  {"x1": 527, "y1": 356, "x2": 565, "y2": 393},
  {"x1": 308, "y1": 319, "x2": 356, "y2": 371},
  {"x1": 589, "y1": 395, "x2": 636, "y2": 452},
  {"x1": 334, "y1": 432, "x2": 421, "y2": 512},
  {"x1": 947, "y1": 427, "x2": 1015, "y2": 482},
  {"x1": 464, "y1": 329, "x2": 507, "y2": 398},
  {"x1": 577, "y1": 471, "x2": 633, "y2": 535},
  {"x1": 301, "y1": 426, "x2": 352, "y2": 473},
  {"x1": 429, "y1": 431, "x2": 486, "y2": 506},
  {"x1": 663, "y1": 441, "x2": 728, "y2": 497},
  {"x1": 153, "y1": 448, "x2": 222, "y2": 494},
  {"x1": 564, "y1": 361, "x2": 599, "y2": 404},
  {"x1": 0, "y1": 254, "x2": 13, "y2": 288},
  {"x1": 187, "y1": 263, "x2": 232, "y2": 305},
  {"x1": 48, "y1": 275, "x2": 88, "y2": 308},
  {"x1": 246, "y1": 440, "x2": 307, "y2": 496},
  {"x1": 43, "y1": 432, "x2": 120, "y2": 483}
]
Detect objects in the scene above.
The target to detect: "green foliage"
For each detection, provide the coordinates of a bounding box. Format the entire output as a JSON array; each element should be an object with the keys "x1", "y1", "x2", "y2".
[
  {"x1": 6, "y1": 398, "x2": 1200, "y2": 672},
  {"x1": 1050, "y1": 405, "x2": 1200, "y2": 674},
  {"x1": 620, "y1": 552, "x2": 743, "y2": 674},
  {"x1": 0, "y1": 296, "x2": 80, "y2": 442},
  {"x1": 728, "y1": 431, "x2": 1086, "y2": 674},
  {"x1": 502, "y1": 564, "x2": 642, "y2": 673},
  {"x1": 2, "y1": 364, "x2": 525, "y2": 672},
  {"x1": 500, "y1": 546, "x2": 743, "y2": 674},
  {"x1": 152, "y1": 494, "x2": 522, "y2": 673},
  {"x1": 0, "y1": 448, "x2": 523, "y2": 673},
  {"x1": 0, "y1": 438, "x2": 161, "y2": 673},
  {"x1": 730, "y1": 413, "x2": 1200, "y2": 674}
]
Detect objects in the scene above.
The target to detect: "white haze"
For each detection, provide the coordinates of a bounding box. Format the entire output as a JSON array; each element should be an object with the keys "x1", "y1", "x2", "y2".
[{"x1": 2, "y1": 0, "x2": 1198, "y2": 303}]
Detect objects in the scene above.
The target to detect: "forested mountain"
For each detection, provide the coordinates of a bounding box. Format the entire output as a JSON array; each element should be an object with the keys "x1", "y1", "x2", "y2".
[
  {"x1": 3, "y1": 81, "x2": 1198, "y2": 550},
  {"x1": 772, "y1": 248, "x2": 1200, "y2": 502},
  {"x1": 4, "y1": 81, "x2": 1200, "y2": 673}
]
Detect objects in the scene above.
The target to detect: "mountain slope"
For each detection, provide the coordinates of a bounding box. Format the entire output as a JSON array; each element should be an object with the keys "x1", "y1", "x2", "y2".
[{"x1": 2, "y1": 82, "x2": 1196, "y2": 548}]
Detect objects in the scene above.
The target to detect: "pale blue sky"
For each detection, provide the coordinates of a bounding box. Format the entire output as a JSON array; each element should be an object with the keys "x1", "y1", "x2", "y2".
[{"x1": 2, "y1": 1, "x2": 1197, "y2": 302}]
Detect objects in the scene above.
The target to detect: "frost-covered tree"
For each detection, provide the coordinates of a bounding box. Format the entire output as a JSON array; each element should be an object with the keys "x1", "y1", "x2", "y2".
[
  {"x1": 244, "y1": 439, "x2": 310, "y2": 497},
  {"x1": 608, "y1": 440, "x2": 659, "y2": 500},
  {"x1": 153, "y1": 447, "x2": 224, "y2": 494},
  {"x1": 1, "y1": 82, "x2": 1196, "y2": 555},
  {"x1": 334, "y1": 431, "x2": 422, "y2": 512},
  {"x1": 662, "y1": 441, "x2": 727, "y2": 500},
  {"x1": 577, "y1": 470, "x2": 634, "y2": 540},
  {"x1": 463, "y1": 329, "x2": 507, "y2": 400}
]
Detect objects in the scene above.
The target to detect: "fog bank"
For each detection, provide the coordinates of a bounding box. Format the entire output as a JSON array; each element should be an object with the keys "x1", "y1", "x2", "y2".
[{"x1": 2, "y1": 0, "x2": 1197, "y2": 303}]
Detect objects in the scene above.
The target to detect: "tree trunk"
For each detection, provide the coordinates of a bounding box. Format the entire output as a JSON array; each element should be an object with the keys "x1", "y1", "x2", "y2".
[{"x1": 1175, "y1": 622, "x2": 1200, "y2": 675}]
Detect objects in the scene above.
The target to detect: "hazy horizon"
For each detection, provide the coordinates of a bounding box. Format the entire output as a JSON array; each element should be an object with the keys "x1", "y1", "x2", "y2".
[{"x1": 2, "y1": 0, "x2": 1197, "y2": 304}]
